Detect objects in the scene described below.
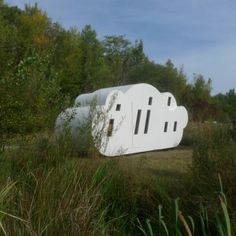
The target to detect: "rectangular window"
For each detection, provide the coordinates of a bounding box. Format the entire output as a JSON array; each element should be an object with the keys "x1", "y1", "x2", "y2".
[
  {"x1": 144, "y1": 110, "x2": 151, "y2": 134},
  {"x1": 167, "y1": 97, "x2": 171, "y2": 106},
  {"x1": 107, "y1": 119, "x2": 114, "y2": 136},
  {"x1": 164, "y1": 122, "x2": 168, "y2": 132},
  {"x1": 134, "y1": 110, "x2": 142, "y2": 135},
  {"x1": 116, "y1": 104, "x2": 121, "y2": 111},
  {"x1": 148, "y1": 97, "x2": 152, "y2": 105},
  {"x1": 173, "y1": 121, "x2": 177, "y2": 132}
]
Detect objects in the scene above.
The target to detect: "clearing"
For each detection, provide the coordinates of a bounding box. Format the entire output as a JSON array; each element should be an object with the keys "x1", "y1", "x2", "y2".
[{"x1": 114, "y1": 147, "x2": 193, "y2": 181}]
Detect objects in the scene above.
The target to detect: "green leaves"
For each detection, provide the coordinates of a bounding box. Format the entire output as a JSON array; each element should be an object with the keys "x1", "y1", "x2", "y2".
[{"x1": 1, "y1": 1, "x2": 235, "y2": 136}]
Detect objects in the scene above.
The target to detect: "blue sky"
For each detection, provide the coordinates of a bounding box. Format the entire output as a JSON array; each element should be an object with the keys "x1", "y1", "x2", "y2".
[{"x1": 5, "y1": 0, "x2": 236, "y2": 94}]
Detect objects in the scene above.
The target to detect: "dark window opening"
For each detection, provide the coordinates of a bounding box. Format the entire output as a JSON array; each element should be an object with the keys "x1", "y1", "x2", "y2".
[
  {"x1": 107, "y1": 119, "x2": 114, "y2": 137},
  {"x1": 144, "y1": 110, "x2": 151, "y2": 134},
  {"x1": 134, "y1": 110, "x2": 142, "y2": 135},
  {"x1": 164, "y1": 122, "x2": 168, "y2": 132},
  {"x1": 148, "y1": 97, "x2": 152, "y2": 105},
  {"x1": 167, "y1": 97, "x2": 171, "y2": 106},
  {"x1": 173, "y1": 121, "x2": 177, "y2": 132},
  {"x1": 116, "y1": 104, "x2": 121, "y2": 111}
]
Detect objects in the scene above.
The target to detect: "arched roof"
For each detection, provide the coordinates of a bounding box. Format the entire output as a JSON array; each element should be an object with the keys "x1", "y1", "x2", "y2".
[{"x1": 74, "y1": 84, "x2": 134, "y2": 107}]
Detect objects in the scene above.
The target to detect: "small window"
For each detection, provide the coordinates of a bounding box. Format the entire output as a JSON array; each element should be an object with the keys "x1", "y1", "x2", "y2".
[
  {"x1": 167, "y1": 97, "x2": 171, "y2": 106},
  {"x1": 144, "y1": 110, "x2": 151, "y2": 134},
  {"x1": 148, "y1": 97, "x2": 152, "y2": 105},
  {"x1": 116, "y1": 104, "x2": 121, "y2": 111},
  {"x1": 173, "y1": 121, "x2": 177, "y2": 132},
  {"x1": 164, "y1": 122, "x2": 168, "y2": 132},
  {"x1": 107, "y1": 119, "x2": 114, "y2": 137},
  {"x1": 134, "y1": 110, "x2": 142, "y2": 135}
]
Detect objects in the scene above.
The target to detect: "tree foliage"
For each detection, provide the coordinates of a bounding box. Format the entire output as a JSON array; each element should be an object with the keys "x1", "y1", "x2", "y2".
[{"x1": 0, "y1": 1, "x2": 235, "y2": 136}]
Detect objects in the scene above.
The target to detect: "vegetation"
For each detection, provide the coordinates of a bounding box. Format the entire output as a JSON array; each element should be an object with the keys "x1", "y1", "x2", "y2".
[
  {"x1": 0, "y1": 1, "x2": 236, "y2": 235},
  {"x1": 0, "y1": 126, "x2": 235, "y2": 235},
  {"x1": 1, "y1": 1, "x2": 236, "y2": 138}
]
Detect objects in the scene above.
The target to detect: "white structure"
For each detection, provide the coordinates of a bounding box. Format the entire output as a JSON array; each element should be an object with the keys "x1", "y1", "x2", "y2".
[{"x1": 55, "y1": 83, "x2": 188, "y2": 156}]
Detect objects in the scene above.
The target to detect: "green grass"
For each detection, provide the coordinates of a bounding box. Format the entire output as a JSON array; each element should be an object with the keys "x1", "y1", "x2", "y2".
[{"x1": 0, "y1": 125, "x2": 235, "y2": 235}]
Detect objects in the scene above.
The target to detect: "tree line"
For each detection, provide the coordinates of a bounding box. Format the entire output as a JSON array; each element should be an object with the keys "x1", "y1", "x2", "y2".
[{"x1": 0, "y1": 1, "x2": 235, "y2": 136}]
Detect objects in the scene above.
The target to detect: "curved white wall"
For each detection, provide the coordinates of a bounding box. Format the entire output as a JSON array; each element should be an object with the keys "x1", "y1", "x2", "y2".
[{"x1": 55, "y1": 83, "x2": 188, "y2": 156}]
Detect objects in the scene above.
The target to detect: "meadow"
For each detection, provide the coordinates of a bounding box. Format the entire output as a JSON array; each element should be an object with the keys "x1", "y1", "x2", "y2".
[
  {"x1": 0, "y1": 123, "x2": 235, "y2": 235},
  {"x1": 1, "y1": 2, "x2": 236, "y2": 235}
]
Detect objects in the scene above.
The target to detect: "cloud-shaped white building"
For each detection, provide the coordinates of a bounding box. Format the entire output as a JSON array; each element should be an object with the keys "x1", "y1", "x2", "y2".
[{"x1": 55, "y1": 83, "x2": 188, "y2": 156}]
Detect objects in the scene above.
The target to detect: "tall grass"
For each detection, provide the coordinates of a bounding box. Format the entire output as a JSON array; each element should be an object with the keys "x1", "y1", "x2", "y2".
[
  {"x1": 0, "y1": 124, "x2": 235, "y2": 235},
  {"x1": 137, "y1": 174, "x2": 233, "y2": 236}
]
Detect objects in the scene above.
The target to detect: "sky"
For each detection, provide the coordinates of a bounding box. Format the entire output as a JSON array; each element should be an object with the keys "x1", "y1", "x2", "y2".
[{"x1": 5, "y1": 0, "x2": 236, "y2": 95}]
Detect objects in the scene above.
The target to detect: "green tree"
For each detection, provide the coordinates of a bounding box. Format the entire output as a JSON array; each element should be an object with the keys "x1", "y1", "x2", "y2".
[
  {"x1": 158, "y1": 60, "x2": 187, "y2": 100},
  {"x1": 0, "y1": 50, "x2": 68, "y2": 135},
  {"x1": 18, "y1": 4, "x2": 51, "y2": 50},
  {"x1": 80, "y1": 25, "x2": 109, "y2": 93},
  {"x1": 225, "y1": 89, "x2": 236, "y2": 121},
  {"x1": 103, "y1": 36, "x2": 146, "y2": 85},
  {"x1": 189, "y1": 74, "x2": 213, "y2": 121},
  {"x1": 1, "y1": 0, "x2": 235, "y2": 137},
  {"x1": 0, "y1": 2, "x2": 22, "y2": 76},
  {"x1": 129, "y1": 59, "x2": 187, "y2": 102},
  {"x1": 58, "y1": 28, "x2": 83, "y2": 97}
]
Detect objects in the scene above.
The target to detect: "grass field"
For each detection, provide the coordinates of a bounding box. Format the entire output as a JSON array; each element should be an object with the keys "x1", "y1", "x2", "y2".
[
  {"x1": 112, "y1": 147, "x2": 193, "y2": 187},
  {"x1": 123, "y1": 147, "x2": 192, "y2": 173},
  {"x1": 0, "y1": 126, "x2": 235, "y2": 235}
]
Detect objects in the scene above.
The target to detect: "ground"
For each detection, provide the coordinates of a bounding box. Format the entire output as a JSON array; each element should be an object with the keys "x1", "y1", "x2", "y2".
[{"x1": 112, "y1": 147, "x2": 193, "y2": 182}]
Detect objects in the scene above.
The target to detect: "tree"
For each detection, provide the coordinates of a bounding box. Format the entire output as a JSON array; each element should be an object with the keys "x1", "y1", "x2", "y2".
[
  {"x1": 103, "y1": 35, "x2": 131, "y2": 85},
  {"x1": 18, "y1": 4, "x2": 52, "y2": 50},
  {"x1": 129, "y1": 59, "x2": 187, "y2": 103},
  {"x1": 79, "y1": 25, "x2": 109, "y2": 93},
  {"x1": 0, "y1": 3, "x2": 22, "y2": 75},
  {"x1": 0, "y1": 50, "x2": 68, "y2": 135},
  {"x1": 158, "y1": 60, "x2": 187, "y2": 100},
  {"x1": 1, "y1": 0, "x2": 235, "y2": 137},
  {"x1": 58, "y1": 28, "x2": 83, "y2": 97},
  {"x1": 103, "y1": 36, "x2": 146, "y2": 85},
  {"x1": 225, "y1": 89, "x2": 236, "y2": 125},
  {"x1": 189, "y1": 74, "x2": 213, "y2": 121}
]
